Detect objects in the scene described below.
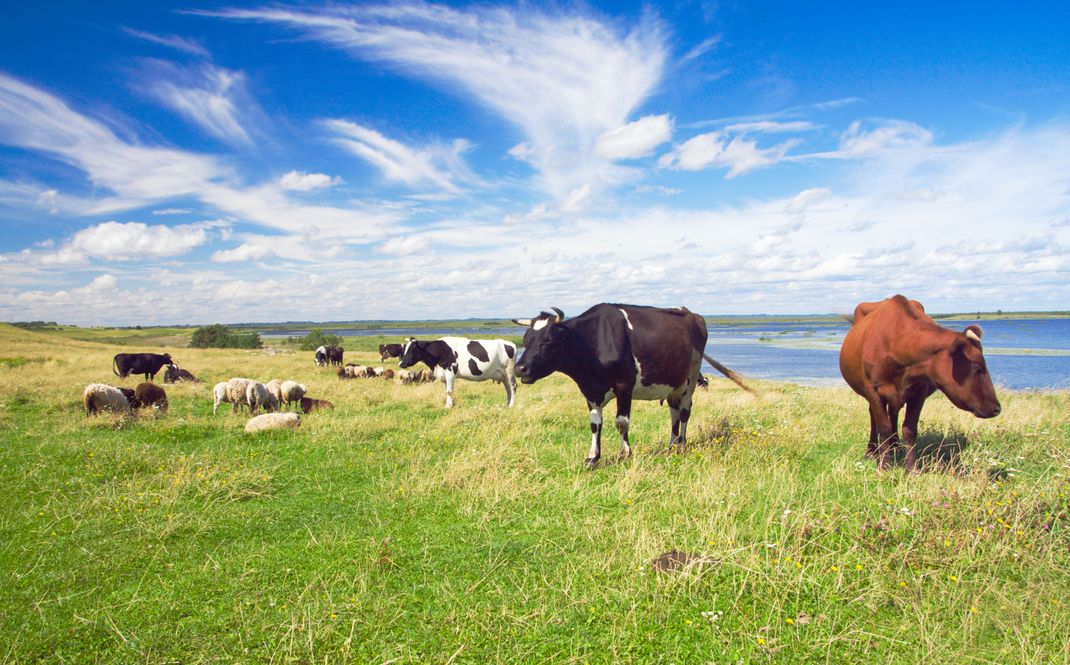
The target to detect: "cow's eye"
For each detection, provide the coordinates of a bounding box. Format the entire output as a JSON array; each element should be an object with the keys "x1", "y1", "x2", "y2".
[{"x1": 973, "y1": 362, "x2": 985, "y2": 374}]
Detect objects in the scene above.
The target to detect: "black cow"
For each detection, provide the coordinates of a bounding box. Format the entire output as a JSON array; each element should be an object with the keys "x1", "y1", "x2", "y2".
[
  {"x1": 513, "y1": 304, "x2": 751, "y2": 468},
  {"x1": 327, "y1": 346, "x2": 344, "y2": 366},
  {"x1": 113, "y1": 352, "x2": 173, "y2": 382},
  {"x1": 379, "y1": 343, "x2": 403, "y2": 361}
]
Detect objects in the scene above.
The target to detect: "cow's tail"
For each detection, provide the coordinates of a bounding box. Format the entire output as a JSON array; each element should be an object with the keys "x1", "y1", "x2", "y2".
[
  {"x1": 112, "y1": 356, "x2": 120, "y2": 377},
  {"x1": 701, "y1": 352, "x2": 756, "y2": 395}
]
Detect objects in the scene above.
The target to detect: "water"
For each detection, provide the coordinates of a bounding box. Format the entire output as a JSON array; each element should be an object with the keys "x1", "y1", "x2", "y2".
[{"x1": 259, "y1": 318, "x2": 1070, "y2": 390}]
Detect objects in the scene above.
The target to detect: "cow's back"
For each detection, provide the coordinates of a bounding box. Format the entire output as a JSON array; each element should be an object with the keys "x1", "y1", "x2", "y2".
[{"x1": 840, "y1": 296, "x2": 932, "y2": 394}]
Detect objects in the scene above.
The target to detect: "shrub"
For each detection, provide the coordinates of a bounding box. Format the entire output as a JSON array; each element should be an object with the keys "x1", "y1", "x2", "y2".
[
  {"x1": 190, "y1": 324, "x2": 262, "y2": 349},
  {"x1": 289, "y1": 327, "x2": 343, "y2": 351}
]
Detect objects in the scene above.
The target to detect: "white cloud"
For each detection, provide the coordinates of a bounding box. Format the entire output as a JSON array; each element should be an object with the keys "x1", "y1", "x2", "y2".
[
  {"x1": 724, "y1": 120, "x2": 818, "y2": 134},
  {"x1": 785, "y1": 188, "x2": 832, "y2": 213},
  {"x1": 211, "y1": 243, "x2": 275, "y2": 263},
  {"x1": 207, "y1": 3, "x2": 668, "y2": 199},
  {"x1": 140, "y1": 61, "x2": 260, "y2": 146},
  {"x1": 151, "y1": 208, "x2": 193, "y2": 215},
  {"x1": 659, "y1": 131, "x2": 799, "y2": 177},
  {"x1": 67, "y1": 221, "x2": 213, "y2": 260},
  {"x1": 377, "y1": 235, "x2": 431, "y2": 256},
  {"x1": 123, "y1": 28, "x2": 210, "y2": 57},
  {"x1": 595, "y1": 114, "x2": 673, "y2": 160},
  {"x1": 85, "y1": 274, "x2": 118, "y2": 291},
  {"x1": 836, "y1": 119, "x2": 933, "y2": 158},
  {"x1": 278, "y1": 171, "x2": 343, "y2": 191},
  {"x1": 324, "y1": 120, "x2": 468, "y2": 192}
]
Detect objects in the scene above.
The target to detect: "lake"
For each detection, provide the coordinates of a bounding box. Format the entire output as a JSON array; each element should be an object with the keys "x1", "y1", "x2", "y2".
[{"x1": 260, "y1": 318, "x2": 1070, "y2": 390}]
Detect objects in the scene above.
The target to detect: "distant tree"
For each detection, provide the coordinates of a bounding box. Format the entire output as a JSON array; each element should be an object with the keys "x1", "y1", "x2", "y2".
[
  {"x1": 190, "y1": 324, "x2": 262, "y2": 349},
  {"x1": 290, "y1": 327, "x2": 343, "y2": 351}
]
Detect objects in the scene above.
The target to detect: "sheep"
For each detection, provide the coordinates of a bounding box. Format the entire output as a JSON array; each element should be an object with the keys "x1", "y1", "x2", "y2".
[
  {"x1": 245, "y1": 381, "x2": 277, "y2": 414},
  {"x1": 280, "y1": 380, "x2": 307, "y2": 411},
  {"x1": 264, "y1": 379, "x2": 284, "y2": 406},
  {"x1": 336, "y1": 367, "x2": 349, "y2": 380},
  {"x1": 370, "y1": 367, "x2": 385, "y2": 378},
  {"x1": 300, "y1": 397, "x2": 334, "y2": 413},
  {"x1": 382, "y1": 369, "x2": 395, "y2": 380},
  {"x1": 213, "y1": 378, "x2": 253, "y2": 414},
  {"x1": 133, "y1": 382, "x2": 168, "y2": 412},
  {"x1": 342, "y1": 364, "x2": 369, "y2": 379},
  {"x1": 396, "y1": 369, "x2": 415, "y2": 384},
  {"x1": 417, "y1": 368, "x2": 435, "y2": 383},
  {"x1": 83, "y1": 383, "x2": 131, "y2": 416},
  {"x1": 163, "y1": 363, "x2": 197, "y2": 383},
  {"x1": 244, "y1": 412, "x2": 300, "y2": 433}
]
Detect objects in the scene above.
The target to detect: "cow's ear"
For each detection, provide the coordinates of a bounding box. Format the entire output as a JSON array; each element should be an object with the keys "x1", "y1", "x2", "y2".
[
  {"x1": 964, "y1": 325, "x2": 983, "y2": 347},
  {"x1": 512, "y1": 318, "x2": 532, "y2": 327}
]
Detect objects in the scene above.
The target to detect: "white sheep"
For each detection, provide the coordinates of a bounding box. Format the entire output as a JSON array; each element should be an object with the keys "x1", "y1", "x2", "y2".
[
  {"x1": 212, "y1": 377, "x2": 254, "y2": 414},
  {"x1": 244, "y1": 412, "x2": 300, "y2": 433},
  {"x1": 245, "y1": 381, "x2": 277, "y2": 414},
  {"x1": 279, "y1": 380, "x2": 307, "y2": 411},
  {"x1": 83, "y1": 383, "x2": 131, "y2": 416},
  {"x1": 396, "y1": 369, "x2": 415, "y2": 384},
  {"x1": 264, "y1": 379, "x2": 284, "y2": 407}
]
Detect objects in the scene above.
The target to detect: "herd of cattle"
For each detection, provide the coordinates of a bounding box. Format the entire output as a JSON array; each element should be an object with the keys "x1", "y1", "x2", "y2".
[{"x1": 84, "y1": 295, "x2": 1001, "y2": 470}]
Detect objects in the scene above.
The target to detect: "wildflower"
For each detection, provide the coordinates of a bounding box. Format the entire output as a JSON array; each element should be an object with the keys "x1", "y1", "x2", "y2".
[
  {"x1": 757, "y1": 638, "x2": 766, "y2": 646},
  {"x1": 944, "y1": 539, "x2": 951, "y2": 547},
  {"x1": 949, "y1": 575, "x2": 958, "y2": 582},
  {"x1": 899, "y1": 581, "x2": 907, "y2": 587},
  {"x1": 970, "y1": 607, "x2": 978, "y2": 614},
  {"x1": 855, "y1": 564, "x2": 863, "y2": 571},
  {"x1": 830, "y1": 565, "x2": 838, "y2": 572},
  {"x1": 785, "y1": 618, "x2": 795, "y2": 625}
]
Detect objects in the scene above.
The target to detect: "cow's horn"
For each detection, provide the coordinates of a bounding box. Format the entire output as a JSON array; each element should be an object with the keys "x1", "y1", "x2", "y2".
[
  {"x1": 551, "y1": 307, "x2": 564, "y2": 323},
  {"x1": 512, "y1": 318, "x2": 532, "y2": 327},
  {"x1": 964, "y1": 325, "x2": 983, "y2": 344}
]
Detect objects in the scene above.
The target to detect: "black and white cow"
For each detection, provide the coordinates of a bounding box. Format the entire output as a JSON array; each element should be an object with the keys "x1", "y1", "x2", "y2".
[
  {"x1": 512, "y1": 304, "x2": 752, "y2": 468},
  {"x1": 398, "y1": 336, "x2": 518, "y2": 408},
  {"x1": 314, "y1": 345, "x2": 328, "y2": 367}
]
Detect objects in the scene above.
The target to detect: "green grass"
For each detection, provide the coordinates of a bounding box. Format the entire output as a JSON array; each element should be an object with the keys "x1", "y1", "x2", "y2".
[{"x1": 1, "y1": 322, "x2": 1068, "y2": 663}]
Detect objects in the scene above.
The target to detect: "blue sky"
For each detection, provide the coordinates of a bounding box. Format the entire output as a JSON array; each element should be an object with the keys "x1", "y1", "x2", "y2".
[{"x1": 0, "y1": 1, "x2": 1068, "y2": 325}]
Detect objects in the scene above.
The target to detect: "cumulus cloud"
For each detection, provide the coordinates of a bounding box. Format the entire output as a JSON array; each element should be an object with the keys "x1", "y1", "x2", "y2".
[
  {"x1": 278, "y1": 171, "x2": 343, "y2": 191},
  {"x1": 595, "y1": 114, "x2": 673, "y2": 160},
  {"x1": 659, "y1": 132, "x2": 799, "y2": 177},
  {"x1": 205, "y1": 3, "x2": 668, "y2": 198},
  {"x1": 211, "y1": 243, "x2": 275, "y2": 263}
]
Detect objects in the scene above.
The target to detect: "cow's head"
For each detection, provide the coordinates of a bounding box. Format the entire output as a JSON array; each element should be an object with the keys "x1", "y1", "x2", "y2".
[
  {"x1": 931, "y1": 325, "x2": 1001, "y2": 418},
  {"x1": 161, "y1": 353, "x2": 173, "y2": 364},
  {"x1": 512, "y1": 307, "x2": 565, "y2": 384},
  {"x1": 398, "y1": 338, "x2": 424, "y2": 369}
]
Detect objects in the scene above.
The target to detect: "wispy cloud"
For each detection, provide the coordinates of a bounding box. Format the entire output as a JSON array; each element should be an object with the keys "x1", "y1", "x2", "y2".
[
  {"x1": 123, "y1": 28, "x2": 210, "y2": 58},
  {"x1": 595, "y1": 114, "x2": 673, "y2": 160},
  {"x1": 139, "y1": 61, "x2": 262, "y2": 146},
  {"x1": 324, "y1": 119, "x2": 470, "y2": 193},
  {"x1": 204, "y1": 2, "x2": 669, "y2": 201},
  {"x1": 658, "y1": 131, "x2": 800, "y2": 177},
  {"x1": 278, "y1": 171, "x2": 342, "y2": 192}
]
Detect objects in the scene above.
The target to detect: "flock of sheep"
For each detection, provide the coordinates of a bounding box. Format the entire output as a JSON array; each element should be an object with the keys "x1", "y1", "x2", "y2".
[{"x1": 337, "y1": 363, "x2": 435, "y2": 384}]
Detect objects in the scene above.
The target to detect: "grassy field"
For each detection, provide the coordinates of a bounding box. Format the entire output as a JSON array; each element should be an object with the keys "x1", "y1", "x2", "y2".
[{"x1": 1, "y1": 323, "x2": 1069, "y2": 664}]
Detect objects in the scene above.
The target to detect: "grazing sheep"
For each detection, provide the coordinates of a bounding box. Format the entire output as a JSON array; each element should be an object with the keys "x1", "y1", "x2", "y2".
[
  {"x1": 280, "y1": 380, "x2": 307, "y2": 411},
  {"x1": 396, "y1": 369, "x2": 415, "y2": 384},
  {"x1": 370, "y1": 367, "x2": 385, "y2": 377},
  {"x1": 382, "y1": 369, "x2": 395, "y2": 380},
  {"x1": 212, "y1": 378, "x2": 254, "y2": 414},
  {"x1": 300, "y1": 397, "x2": 334, "y2": 413},
  {"x1": 83, "y1": 383, "x2": 131, "y2": 416},
  {"x1": 244, "y1": 412, "x2": 300, "y2": 433},
  {"x1": 336, "y1": 367, "x2": 348, "y2": 380},
  {"x1": 264, "y1": 379, "x2": 284, "y2": 405},
  {"x1": 417, "y1": 368, "x2": 435, "y2": 383},
  {"x1": 245, "y1": 381, "x2": 277, "y2": 414},
  {"x1": 117, "y1": 386, "x2": 137, "y2": 405},
  {"x1": 133, "y1": 382, "x2": 168, "y2": 412},
  {"x1": 342, "y1": 364, "x2": 369, "y2": 379}
]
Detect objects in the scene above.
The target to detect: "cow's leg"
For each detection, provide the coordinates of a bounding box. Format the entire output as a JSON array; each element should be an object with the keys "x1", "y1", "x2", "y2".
[
  {"x1": 586, "y1": 401, "x2": 603, "y2": 469},
  {"x1": 865, "y1": 391, "x2": 896, "y2": 470},
  {"x1": 504, "y1": 367, "x2": 517, "y2": 407},
  {"x1": 866, "y1": 410, "x2": 878, "y2": 457},
  {"x1": 614, "y1": 390, "x2": 632, "y2": 460},
  {"x1": 443, "y1": 370, "x2": 456, "y2": 408},
  {"x1": 667, "y1": 395, "x2": 683, "y2": 451},
  {"x1": 901, "y1": 392, "x2": 927, "y2": 473}
]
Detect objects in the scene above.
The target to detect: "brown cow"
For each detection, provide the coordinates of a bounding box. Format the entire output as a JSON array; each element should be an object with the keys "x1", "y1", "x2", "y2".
[{"x1": 839, "y1": 295, "x2": 1001, "y2": 472}]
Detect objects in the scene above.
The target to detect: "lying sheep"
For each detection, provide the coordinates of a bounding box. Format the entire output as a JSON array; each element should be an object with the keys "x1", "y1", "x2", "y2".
[
  {"x1": 300, "y1": 396, "x2": 334, "y2": 413},
  {"x1": 280, "y1": 380, "x2": 307, "y2": 411},
  {"x1": 244, "y1": 412, "x2": 300, "y2": 433},
  {"x1": 133, "y1": 382, "x2": 168, "y2": 412},
  {"x1": 246, "y1": 381, "x2": 277, "y2": 414},
  {"x1": 163, "y1": 363, "x2": 197, "y2": 383},
  {"x1": 83, "y1": 383, "x2": 131, "y2": 416}
]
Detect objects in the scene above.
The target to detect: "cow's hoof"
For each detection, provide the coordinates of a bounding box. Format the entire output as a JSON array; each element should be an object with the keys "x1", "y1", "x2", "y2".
[
  {"x1": 584, "y1": 457, "x2": 599, "y2": 470},
  {"x1": 618, "y1": 450, "x2": 632, "y2": 460}
]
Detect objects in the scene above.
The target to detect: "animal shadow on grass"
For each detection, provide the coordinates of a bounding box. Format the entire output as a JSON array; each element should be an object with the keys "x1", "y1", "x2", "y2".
[{"x1": 905, "y1": 429, "x2": 971, "y2": 473}]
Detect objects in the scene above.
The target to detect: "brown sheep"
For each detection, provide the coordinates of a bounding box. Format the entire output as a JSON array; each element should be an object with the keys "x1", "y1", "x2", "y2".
[{"x1": 133, "y1": 382, "x2": 168, "y2": 412}]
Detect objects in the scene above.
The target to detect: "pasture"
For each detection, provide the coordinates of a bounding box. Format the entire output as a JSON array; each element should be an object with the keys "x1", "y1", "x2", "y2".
[{"x1": 1, "y1": 323, "x2": 1069, "y2": 663}]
